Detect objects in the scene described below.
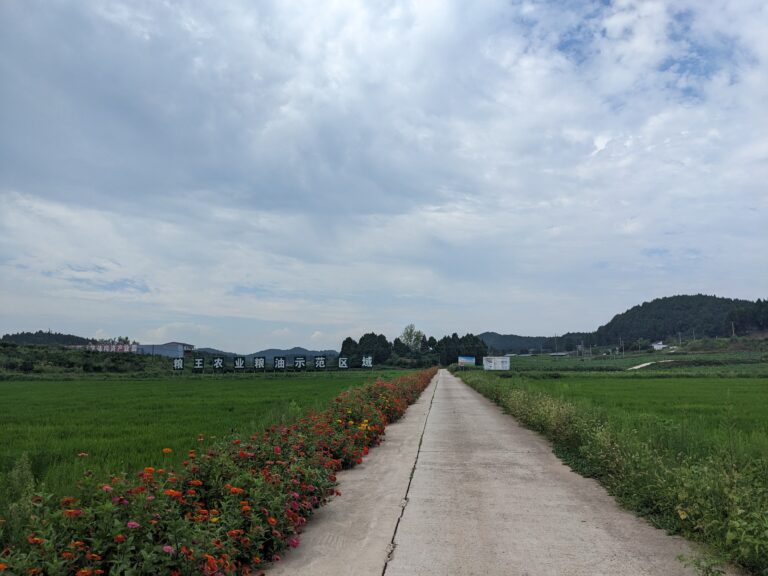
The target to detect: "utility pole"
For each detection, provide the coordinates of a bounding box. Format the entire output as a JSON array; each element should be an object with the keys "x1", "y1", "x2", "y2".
[{"x1": 732, "y1": 321, "x2": 736, "y2": 337}]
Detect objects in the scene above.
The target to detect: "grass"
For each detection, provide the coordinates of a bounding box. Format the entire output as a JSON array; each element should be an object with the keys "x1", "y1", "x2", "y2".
[
  {"x1": 502, "y1": 373, "x2": 768, "y2": 461},
  {"x1": 0, "y1": 370, "x2": 410, "y2": 511},
  {"x1": 454, "y1": 353, "x2": 768, "y2": 574}
]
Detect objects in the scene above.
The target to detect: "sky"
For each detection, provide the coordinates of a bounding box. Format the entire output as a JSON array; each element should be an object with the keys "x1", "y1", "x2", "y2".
[{"x1": 1, "y1": 0, "x2": 766, "y2": 354}]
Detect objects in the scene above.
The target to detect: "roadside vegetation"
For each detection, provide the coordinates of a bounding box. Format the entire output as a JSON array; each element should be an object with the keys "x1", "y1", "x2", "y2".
[
  {"x1": 453, "y1": 350, "x2": 768, "y2": 575},
  {"x1": 0, "y1": 368, "x2": 436, "y2": 574}
]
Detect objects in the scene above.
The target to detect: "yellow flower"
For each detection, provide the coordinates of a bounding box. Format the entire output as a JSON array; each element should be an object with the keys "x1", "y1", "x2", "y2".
[
  {"x1": 210, "y1": 517, "x2": 220, "y2": 523},
  {"x1": 677, "y1": 508, "x2": 688, "y2": 520},
  {"x1": 348, "y1": 420, "x2": 354, "y2": 426}
]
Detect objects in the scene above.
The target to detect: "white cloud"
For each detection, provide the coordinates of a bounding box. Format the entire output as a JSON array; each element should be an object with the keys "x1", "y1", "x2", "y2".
[{"x1": 0, "y1": 0, "x2": 766, "y2": 351}]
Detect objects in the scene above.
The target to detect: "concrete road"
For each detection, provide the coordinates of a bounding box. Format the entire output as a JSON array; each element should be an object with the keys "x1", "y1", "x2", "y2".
[{"x1": 270, "y1": 369, "x2": 718, "y2": 576}]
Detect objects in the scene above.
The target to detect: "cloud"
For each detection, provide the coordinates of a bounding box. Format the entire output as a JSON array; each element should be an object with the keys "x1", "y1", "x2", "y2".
[{"x1": 1, "y1": 0, "x2": 766, "y2": 351}]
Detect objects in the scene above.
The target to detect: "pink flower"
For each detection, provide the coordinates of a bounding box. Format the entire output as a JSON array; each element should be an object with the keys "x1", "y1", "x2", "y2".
[
  {"x1": 273, "y1": 446, "x2": 282, "y2": 455},
  {"x1": 288, "y1": 537, "x2": 300, "y2": 548},
  {"x1": 102, "y1": 484, "x2": 113, "y2": 492},
  {"x1": 127, "y1": 521, "x2": 140, "y2": 529},
  {"x1": 163, "y1": 545, "x2": 174, "y2": 554}
]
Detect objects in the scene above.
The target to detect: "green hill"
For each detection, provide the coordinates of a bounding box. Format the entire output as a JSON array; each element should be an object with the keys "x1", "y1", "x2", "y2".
[
  {"x1": 0, "y1": 330, "x2": 93, "y2": 346},
  {"x1": 482, "y1": 295, "x2": 766, "y2": 352},
  {"x1": 593, "y1": 294, "x2": 756, "y2": 345}
]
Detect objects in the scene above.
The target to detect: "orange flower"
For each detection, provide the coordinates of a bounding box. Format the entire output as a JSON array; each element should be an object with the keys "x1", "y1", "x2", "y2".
[
  {"x1": 63, "y1": 509, "x2": 83, "y2": 518},
  {"x1": 61, "y1": 552, "x2": 75, "y2": 560},
  {"x1": 0, "y1": 563, "x2": 8, "y2": 571},
  {"x1": 61, "y1": 496, "x2": 77, "y2": 506},
  {"x1": 163, "y1": 489, "x2": 183, "y2": 498},
  {"x1": 162, "y1": 447, "x2": 173, "y2": 454},
  {"x1": 267, "y1": 517, "x2": 277, "y2": 526},
  {"x1": 113, "y1": 534, "x2": 126, "y2": 543},
  {"x1": 189, "y1": 479, "x2": 203, "y2": 486},
  {"x1": 26, "y1": 535, "x2": 44, "y2": 545},
  {"x1": 143, "y1": 467, "x2": 155, "y2": 475},
  {"x1": 76, "y1": 569, "x2": 93, "y2": 576},
  {"x1": 86, "y1": 553, "x2": 101, "y2": 561}
]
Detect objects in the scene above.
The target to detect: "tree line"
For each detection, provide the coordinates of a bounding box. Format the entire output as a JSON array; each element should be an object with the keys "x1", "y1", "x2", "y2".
[{"x1": 339, "y1": 324, "x2": 488, "y2": 367}]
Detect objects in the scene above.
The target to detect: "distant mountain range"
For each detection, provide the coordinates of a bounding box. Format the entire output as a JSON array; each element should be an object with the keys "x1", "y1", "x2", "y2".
[
  {"x1": 6, "y1": 294, "x2": 764, "y2": 356},
  {"x1": 481, "y1": 294, "x2": 764, "y2": 353},
  {"x1": 196, "y1": 347, "x2": 339, "y2": 361}
]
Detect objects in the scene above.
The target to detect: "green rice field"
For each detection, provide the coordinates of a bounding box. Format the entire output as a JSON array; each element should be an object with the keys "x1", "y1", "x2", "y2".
[{"x1": 0, "y1": 370, "x2": 409, "y2": 511}]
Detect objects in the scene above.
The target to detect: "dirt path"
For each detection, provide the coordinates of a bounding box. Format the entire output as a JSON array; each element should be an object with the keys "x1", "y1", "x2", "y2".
[
  {"x1": 270, "y1": 369, "x2": 718, "y2": 575},
  {"x1": 627, "y1": 360, "x2": 674, "y2": 370}
]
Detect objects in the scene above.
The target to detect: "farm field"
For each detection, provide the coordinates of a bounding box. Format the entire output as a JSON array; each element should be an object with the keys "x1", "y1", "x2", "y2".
[
  {"x1": 502, "y1": 349, "x2": 768, "y2": 373},
  {"x1": 0, "y1": 370, "x2": 410, "y2": 512},
  {"x1": 456, "y1": 352, "x2": 768, "y2": 574}
]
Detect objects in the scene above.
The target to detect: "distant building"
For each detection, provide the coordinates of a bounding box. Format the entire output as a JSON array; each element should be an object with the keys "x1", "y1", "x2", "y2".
[
  {"x1": 136, "y1": 342, "x2": 195, "y2": 357},
  {"x1": 652, "y1": 341, "x2": 668, "y2": 351}
]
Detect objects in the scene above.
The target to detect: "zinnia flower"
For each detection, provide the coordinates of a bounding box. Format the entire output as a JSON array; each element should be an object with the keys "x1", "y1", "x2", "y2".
[
  {"x1": 162, "y1": 448, "x2": 173, "y2": 454},
  {"x1": 127, "y1": 521, "x2": 140, "y2": 529}
]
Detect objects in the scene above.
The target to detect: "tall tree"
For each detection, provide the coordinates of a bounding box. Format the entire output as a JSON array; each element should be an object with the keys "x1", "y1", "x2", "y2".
[{"x1": 400, "y1": 324, "x2": 425, "y2": 352}]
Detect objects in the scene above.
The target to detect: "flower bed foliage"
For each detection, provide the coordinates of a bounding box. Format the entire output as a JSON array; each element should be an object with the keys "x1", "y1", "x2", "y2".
[
  {"x1": 457, "y1": 370, "x2": 768, "y2": 575},
  {"x1": 0, "y1": 369, "x2": 436, "y2": 575}
]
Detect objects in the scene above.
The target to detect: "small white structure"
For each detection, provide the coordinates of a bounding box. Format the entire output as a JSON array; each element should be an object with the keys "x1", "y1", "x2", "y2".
[
  {"x1": 483, "y1": 356, "x2": 510, "y2": 370},
  {"x1": 652, "y1": 341, "x2": 668, "y2": 351}
]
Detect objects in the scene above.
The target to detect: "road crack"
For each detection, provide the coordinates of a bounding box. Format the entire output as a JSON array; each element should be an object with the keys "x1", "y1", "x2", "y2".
[{"x1": 381, "y1": 370, "x2": 440, "y2": 575}]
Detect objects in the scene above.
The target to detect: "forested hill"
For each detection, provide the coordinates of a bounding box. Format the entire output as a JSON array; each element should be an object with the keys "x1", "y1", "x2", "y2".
[
  {"x1": 482, "y1": 295, "x2": 766, "y2": 352},
  {"x1": 479, "y1": 332, "x2": 548, "y2": 353},
  {"x1": 0, "y1": 330, "x2": 93, "y2": 346},
  {"x1": 593, "y1": 294, "x2": 763, "y2": 345}
]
